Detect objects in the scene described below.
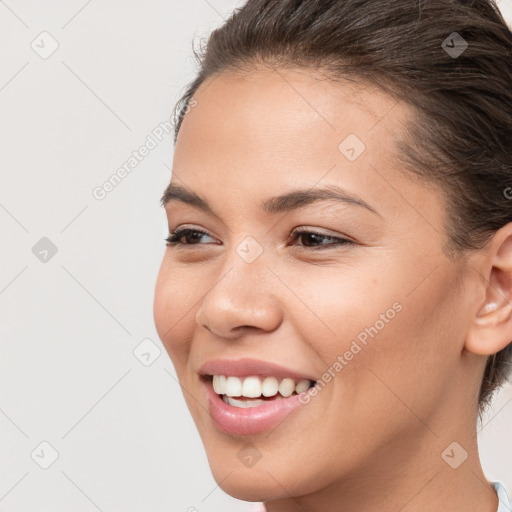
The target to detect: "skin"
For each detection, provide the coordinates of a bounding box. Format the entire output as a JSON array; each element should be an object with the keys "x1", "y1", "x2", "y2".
[{"x1": 153, "y1": 66, "x2": 512, "y2": 511}]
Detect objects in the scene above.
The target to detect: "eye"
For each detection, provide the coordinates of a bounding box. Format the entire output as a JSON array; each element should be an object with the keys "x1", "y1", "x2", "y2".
[
  {"x1": 290, "y1": 228, "x2": 354, "y2": 250},
  {"x1": 165, "y1": 227, "x2": 354, "y2": 250},
  {"x1": 165, "y1": 227, "x2": 217, "y2": 247}
]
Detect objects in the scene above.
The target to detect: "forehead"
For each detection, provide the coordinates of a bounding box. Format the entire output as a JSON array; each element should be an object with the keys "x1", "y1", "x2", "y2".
[
  {"x1": 175, "y1": 67, "x2": 404, "y2": 168},
  {"x1": 179, "y1": 66, "x2": 409, "y2": 141},
  {"x1": 190, "y1": 69, "x2": 396, "y2": 128},
  {"x1": 170, "y1": 67, "x2": 444, "y2": 231}
]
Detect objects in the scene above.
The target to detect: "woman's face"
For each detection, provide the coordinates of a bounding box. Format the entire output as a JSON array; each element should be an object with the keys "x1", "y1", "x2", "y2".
[{"x1": 153, "y1": 68, "x2": 482, "y2": 502}]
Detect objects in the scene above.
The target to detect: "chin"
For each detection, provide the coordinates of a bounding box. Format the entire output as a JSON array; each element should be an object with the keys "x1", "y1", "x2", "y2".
[
  {"x1": 206, "y1": 451, "x2": 325, "y2": 503},
  {"x1": 208, "y1": 467, "x2": 288, "y2": 502}
]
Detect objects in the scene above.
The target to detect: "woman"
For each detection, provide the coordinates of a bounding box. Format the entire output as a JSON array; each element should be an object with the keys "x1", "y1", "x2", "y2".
[{"x1": 154, "y1": 0, "x2": 512, "y2": 510}]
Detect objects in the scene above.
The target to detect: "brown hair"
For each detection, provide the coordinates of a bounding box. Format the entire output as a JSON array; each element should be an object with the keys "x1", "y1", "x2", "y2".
[{"x1": 171, "y1": 0, "x2": 512, "y2": 416}]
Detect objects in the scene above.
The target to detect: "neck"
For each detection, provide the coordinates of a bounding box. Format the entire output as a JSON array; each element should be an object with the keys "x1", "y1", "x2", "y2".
[{"x1": 263, "y1": 422, "x2": 498, "y2": 512}]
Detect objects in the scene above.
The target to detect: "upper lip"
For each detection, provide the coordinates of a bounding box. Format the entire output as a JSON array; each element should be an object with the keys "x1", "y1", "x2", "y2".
[{"x1": 198, "y1": 357, "x2": 317, "y2": 381}]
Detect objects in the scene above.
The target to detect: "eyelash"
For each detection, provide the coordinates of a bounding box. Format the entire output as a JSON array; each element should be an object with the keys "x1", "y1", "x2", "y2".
[{"x1": 164, "y1": 227, "x2": 354, "y2": 250}]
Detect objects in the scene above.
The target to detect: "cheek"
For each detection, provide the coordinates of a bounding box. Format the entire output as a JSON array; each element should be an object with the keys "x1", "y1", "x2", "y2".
[
  {"x1": 284, "y1": 260, "x2": 404, "y2": 362},
  {"x1": 296, "y1": 259, "x2": 461, "y2": 419},
  {"x1": 339, "y1": 266, "x2": 464, "y2": 429},
  {"x1": 153, "y1": 258, "x2": 196, "y2": 367}
]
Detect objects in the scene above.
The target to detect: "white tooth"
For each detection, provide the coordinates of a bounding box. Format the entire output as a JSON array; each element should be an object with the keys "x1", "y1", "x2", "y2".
[
  {"x1": 226, "y1": 396, "x2": 266, "y2": 408},
  {"x1": 242, "y1": 376, "x2": 262, "y2": 398},
  {"x1": 218, "y1": 375, "x2": 226, "y2": 394},
  {"x1": 261, "y1": 377, "x2": 279, "y2": 397},
  {"x1": 225, "y1": 376, "x2": 242, "y2": 397},
  {"x1": 212, "y1": 375, "x2": 226, "y2": 394},
  {"x1": 213, "y1": 375, "x2": 221, "y2": 393},
  {"x1": 295, "y1": 379, "x2": 310, "y2": 394},
  {"x1": 278, "y1": 378, "x2": 295, "y2": 397}
]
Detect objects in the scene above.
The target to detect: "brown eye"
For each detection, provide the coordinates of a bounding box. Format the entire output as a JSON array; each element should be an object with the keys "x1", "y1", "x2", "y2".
[
  {"x1": 164, "y1": 227, "x2": 354, "y2": 250},
  {"x1": 165, "y1": 228, "x2": 215, "y2": 246},
  {"x1": 291, "y1": 229, "x2": 354, "y2": 249}
]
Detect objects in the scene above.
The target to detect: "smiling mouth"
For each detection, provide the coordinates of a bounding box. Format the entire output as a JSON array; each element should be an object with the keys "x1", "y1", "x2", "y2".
[{"x1": 205, "y1": 374, "x2": 316, "y2": 408}]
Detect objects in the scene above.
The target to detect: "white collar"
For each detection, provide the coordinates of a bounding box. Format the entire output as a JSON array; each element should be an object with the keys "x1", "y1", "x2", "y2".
[{"x1": 493, "y1": 481, "x2": 511, "y2": 512}]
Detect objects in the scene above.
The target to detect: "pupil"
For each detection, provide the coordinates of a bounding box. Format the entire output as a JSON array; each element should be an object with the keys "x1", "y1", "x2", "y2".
[{"x1": 304, "y1": 233, "x2": 321, "y2": 246}]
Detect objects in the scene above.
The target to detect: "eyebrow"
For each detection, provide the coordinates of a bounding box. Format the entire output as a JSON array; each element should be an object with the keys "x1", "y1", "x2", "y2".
[{"x1": 160, "y1": 183, "x2": 380, "y2": 216}]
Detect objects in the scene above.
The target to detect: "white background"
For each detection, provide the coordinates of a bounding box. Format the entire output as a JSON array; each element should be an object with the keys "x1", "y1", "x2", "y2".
[{"x1": 1, "y1": 1, "x2": 511, "y2": 510}]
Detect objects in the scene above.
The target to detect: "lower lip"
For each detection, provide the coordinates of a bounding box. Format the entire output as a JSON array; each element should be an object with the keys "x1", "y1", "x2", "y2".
[{"x1": 202, "y1": 378, "x2": 307, "y2": 436}]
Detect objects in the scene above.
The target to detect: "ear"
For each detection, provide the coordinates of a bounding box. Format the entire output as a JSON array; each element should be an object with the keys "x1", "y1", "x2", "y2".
[{"x1": 466, "y1": 223, "x2": 512, "y2": 356}]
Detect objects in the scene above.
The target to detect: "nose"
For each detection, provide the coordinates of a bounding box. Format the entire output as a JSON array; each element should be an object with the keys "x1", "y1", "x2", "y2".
[{"x1": 195, "y1": 255, "x2": 283, "y2": 340}]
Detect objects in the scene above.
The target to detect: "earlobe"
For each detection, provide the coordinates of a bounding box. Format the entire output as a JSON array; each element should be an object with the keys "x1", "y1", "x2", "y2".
[
  {"x1": 467, "y1": 304, "x2": 512, "y2": 356},
  {"x1": 465, "y1": 224, "x2": 512, "y2": 356},
  {"x1": 478, "y1": 302, "x2": 498, "y2": 316}
]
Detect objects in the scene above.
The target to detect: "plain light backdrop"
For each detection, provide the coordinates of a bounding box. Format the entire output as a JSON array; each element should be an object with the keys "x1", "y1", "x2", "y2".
[{"x1": 1, "y1": 1, "x2": 511, "y2": 510}]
